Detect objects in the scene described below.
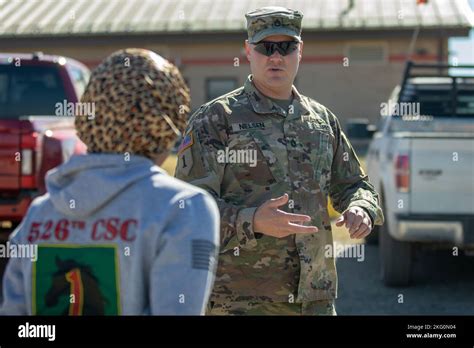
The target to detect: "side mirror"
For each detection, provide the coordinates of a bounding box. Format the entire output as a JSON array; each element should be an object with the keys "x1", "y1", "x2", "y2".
[
  {"x1": 346, "y1": 119, "x2": 377, "y2": 139},
  {"x1": 367, "y1": 124, "x2": 377, "y2": 138}
]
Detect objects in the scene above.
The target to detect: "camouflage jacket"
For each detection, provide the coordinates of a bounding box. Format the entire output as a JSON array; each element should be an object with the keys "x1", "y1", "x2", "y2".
[{"x1": 175, "y1": 75, "x2": 384, "y2": 303}]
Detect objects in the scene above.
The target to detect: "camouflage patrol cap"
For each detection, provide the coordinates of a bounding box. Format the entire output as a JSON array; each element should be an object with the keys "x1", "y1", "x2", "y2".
[{"x1": 245, "y1": 6, "x2": 303, "y2": 44}]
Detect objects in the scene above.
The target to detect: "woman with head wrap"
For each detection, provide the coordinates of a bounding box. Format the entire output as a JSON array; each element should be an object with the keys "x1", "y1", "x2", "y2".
[{"x1": 0, "y1": 49, "x2": 219, "y2": 316}]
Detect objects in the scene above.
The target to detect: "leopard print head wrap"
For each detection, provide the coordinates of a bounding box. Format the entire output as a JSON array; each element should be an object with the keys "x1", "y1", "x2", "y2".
[{"x1": 75, "y1": 48, "x2": 190, "y2": 159}]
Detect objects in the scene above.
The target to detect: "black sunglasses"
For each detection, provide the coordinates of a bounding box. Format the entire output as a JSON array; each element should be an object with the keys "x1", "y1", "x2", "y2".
[{"x1": 253, "y1": 40, "x2": 299, "y2": 57}]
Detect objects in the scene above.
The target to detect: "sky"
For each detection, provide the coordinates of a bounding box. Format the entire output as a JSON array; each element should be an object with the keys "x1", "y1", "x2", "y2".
[{"x1": 449, "y1": 0, "x2": 474, "y2": 74}]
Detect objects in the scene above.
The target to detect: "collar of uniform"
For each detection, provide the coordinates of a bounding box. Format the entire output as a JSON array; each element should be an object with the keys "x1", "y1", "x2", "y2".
[
  {"x1": 288, "y1": 84, "x2": 312, "y2": 120},
  {"x1": 244, "y1": 75, "x2": 311, "y2": 118}
]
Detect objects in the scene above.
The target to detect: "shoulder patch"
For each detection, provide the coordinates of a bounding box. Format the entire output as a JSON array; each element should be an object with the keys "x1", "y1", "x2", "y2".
[{"x1": 177, "y1": 133, "x2": 194, "y2": 155}]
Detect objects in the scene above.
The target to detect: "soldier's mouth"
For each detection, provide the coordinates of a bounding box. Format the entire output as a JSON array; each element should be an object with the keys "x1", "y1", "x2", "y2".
[{"x1": 268, "y1": 67, "x2": 284, "y2": 72}]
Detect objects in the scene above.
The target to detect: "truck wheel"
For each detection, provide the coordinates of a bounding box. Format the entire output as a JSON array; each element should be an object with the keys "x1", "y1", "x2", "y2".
[
  {"x1": 365, "y1": 225, "x2": 379, "y2": 245},
  {"x1": 379, "y1": 207, "x2": 413, "y2": 286}
]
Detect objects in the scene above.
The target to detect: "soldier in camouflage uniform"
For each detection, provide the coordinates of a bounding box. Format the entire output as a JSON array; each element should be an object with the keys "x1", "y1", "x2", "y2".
[{"x1": 175, "y1": 6, "x2": 384, "y2": 315}]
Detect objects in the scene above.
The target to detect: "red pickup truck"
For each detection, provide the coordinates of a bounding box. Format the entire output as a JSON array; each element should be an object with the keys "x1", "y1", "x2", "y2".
[{"x1": 0, "y1": 52, "x2": 90, "y2": 241}]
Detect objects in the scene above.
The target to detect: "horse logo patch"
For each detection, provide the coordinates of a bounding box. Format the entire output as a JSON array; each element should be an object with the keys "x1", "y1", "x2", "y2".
[{"x1": 33, "y1": 245, "x2": 121, "y2": 315}]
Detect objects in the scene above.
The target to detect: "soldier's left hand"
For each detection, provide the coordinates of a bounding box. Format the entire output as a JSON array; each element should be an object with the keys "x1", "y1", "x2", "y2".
[{"x1": 335, "y1": 206, "x2": 372, "y2": 239}]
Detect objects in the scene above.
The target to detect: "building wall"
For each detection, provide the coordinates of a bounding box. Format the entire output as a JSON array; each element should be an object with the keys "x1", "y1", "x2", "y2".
[
  {"x1": 169, "y1": 36, "x2": 444, "y2": 127},
  {"x1": 0, "y1": 34, "x2": 446, "y2": 128}
]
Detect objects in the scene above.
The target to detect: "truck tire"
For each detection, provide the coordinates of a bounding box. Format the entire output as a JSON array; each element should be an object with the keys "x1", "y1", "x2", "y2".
[
  {"x1": 379, "y1": 203, "x2": 413, "y2": 286},
  {"x1": 365, "y1": 225, "x2": 379, "y2": 245}
]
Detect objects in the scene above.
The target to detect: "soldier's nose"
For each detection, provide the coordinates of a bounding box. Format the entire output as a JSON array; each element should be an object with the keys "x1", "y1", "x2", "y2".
[{"x1": 269, "y1": 51, "x2": 283, "y2": 60}]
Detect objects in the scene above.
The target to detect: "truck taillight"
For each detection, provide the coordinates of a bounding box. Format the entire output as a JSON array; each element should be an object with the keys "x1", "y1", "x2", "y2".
[
  {"x1": 21, "y1": 149, "x2": 33, "y2": 175},
  {"x1": 395, "y1": 154, "x2": 410, "y2": 193},
  {"x1": 20, "y1": 132, "x2": 38, "y2": 189}
]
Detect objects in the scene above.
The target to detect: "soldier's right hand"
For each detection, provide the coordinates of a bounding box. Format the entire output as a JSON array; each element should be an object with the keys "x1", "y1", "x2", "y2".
[{"x1": 253, "y1": 193, "x2": 319, "y2": 238}]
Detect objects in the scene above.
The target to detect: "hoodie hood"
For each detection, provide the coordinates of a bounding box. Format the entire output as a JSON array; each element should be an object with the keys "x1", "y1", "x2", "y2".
[{"x1": 46, "y1": 154, "x2": 162, "y2": 217}]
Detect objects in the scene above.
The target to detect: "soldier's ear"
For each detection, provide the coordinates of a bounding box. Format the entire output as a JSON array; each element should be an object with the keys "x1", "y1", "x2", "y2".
[
  {"x1": 299, "y1": 41, "x2": 304, "y2": 61},
  {"x1": 244, "y1": 40, "x2": 252, "y2": 61}
]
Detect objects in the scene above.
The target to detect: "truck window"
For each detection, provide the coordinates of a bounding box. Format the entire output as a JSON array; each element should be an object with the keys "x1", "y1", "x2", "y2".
[
  {"x1": 0, "y1": 65, "x2": 67, "y2": 118},
  {"x1": 69, "y1": 66, "x2": 89, "y2": 98},
  {"x1": 400, "y1": 81, "x2": 474, "y2": 118},
  {"x1": 388, "y1": 79, "x2": 474, "y2": 133}
]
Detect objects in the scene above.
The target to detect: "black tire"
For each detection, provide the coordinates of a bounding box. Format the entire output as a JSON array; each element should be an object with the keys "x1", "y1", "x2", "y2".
[
  {"x1": 365, "y1": 224, "x2": 379, "y2": 245},
  {"x1": 379, "y1": 198, "x2": 413, "y2": 286}
]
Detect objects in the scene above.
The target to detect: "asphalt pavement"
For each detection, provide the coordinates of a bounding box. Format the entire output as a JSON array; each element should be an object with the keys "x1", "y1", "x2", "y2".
[{"x1": 335, "y1": 242, "x2": 474, "y2": 315}]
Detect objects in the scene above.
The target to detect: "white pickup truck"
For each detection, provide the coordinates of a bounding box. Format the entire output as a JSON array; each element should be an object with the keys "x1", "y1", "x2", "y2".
[{"x1": 364, "y1": 62, "x2": 474, "y2": 286}]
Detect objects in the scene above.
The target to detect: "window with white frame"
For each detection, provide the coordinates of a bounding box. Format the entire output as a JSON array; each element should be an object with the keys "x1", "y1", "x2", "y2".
[
  {"x1": 345, "y1": 43, "x2": 387, "y2": 64},
  {"x1": 206, "y1": 78, "x2": 238, "y2": 102}
]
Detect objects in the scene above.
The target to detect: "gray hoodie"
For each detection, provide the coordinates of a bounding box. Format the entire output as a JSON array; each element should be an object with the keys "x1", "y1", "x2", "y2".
[{"x1": 0, "y1": 154, "x2": 219, "y2": 315}]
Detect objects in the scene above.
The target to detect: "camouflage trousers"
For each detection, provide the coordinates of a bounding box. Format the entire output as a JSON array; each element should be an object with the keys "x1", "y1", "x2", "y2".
[{"x1": 207, "y1": 300, "x2": 336, "y2": 316}]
